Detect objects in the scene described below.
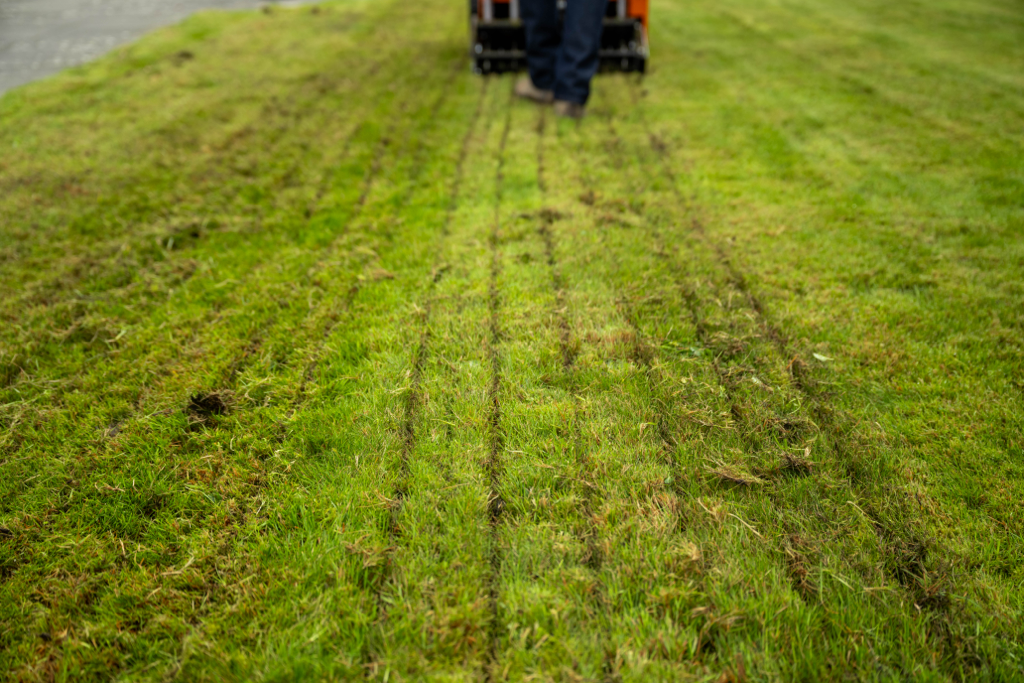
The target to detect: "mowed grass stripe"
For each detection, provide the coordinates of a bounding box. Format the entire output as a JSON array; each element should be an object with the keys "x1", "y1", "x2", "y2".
[
  {"x1": 483, "y1": 86, "x2": 515, "y2": 683},
  {"x1": 367, "y1": 78, "x2": 488, "y2": 673},
  {"x1": 492, "y1": 99, "x2": 589, "y2": 678},
  {"x1": 535, "y1": 112, "x2": 606, "y2": 593},
  {"x1": 361, "y1": 76, "x2": 499, "y2": 679},
  {"x1": 158, "y1": 62, "x2": 488, "y2": 682}
]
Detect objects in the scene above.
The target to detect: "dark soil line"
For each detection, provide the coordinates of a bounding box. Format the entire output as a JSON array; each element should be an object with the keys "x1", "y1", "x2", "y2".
[
  {"x1": 537, "y1": 214, "x2": 602, "y2": 570},
  {"x1": 483, "y1": 92, "x2": 512, "y2": 683},
  {"x1": 537, "y1": 222, "x2": 572, "y2": 370},
  {"x1": 538, "y1": 216, "x2": 614, "y2": 682},
  {"x1": 363, "y1": 299, "x2": 430, "y2": 665},
  {"x1": 536, "y1": 107, "x2": 547, "y2": 194}
]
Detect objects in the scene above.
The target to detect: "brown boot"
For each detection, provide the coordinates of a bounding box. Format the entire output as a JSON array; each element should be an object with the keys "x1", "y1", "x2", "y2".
[
  {"x1": 515, "y1": 76, "x2": 554, "y2": 104},
  {"x1": 554, "y1": 99, "x2": 585, "y2": 119}
]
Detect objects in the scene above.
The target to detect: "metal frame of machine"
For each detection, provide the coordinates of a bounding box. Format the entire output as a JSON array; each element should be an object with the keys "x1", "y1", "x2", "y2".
[{"x1": 470, "y1": 0, "x2": 648, "y2": 75}]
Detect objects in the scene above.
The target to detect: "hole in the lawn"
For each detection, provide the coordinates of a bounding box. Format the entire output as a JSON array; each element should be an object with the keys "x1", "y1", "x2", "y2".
[{"x1": 186, "y1": 391, "x2": 232, "y2": 421}]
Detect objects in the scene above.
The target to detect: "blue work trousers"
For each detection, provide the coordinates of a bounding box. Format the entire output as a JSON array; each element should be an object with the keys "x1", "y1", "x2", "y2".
[{"x1": 520, "y1": 0, "x2": 607, "y2": 105}]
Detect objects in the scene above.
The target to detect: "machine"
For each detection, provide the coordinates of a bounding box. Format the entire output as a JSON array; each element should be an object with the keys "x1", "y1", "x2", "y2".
[{"x1": 470, "y1": 0, "x2": 649, "y2": 74}]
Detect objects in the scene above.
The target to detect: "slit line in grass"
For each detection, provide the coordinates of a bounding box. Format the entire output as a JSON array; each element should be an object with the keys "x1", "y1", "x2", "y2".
[
  {"x1": 483, "y1": 87, "x2": 513, "y2": 683},
  {"x1": 624, "y1": 81, "x2": 976, "y2": 659},
  {"x1": 365, "y1": 79, "x2": 488, "y2": 664}
]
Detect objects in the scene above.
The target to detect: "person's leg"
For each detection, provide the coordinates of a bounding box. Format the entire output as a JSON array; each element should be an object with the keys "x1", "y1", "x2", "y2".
[
  {"x1": 519, "y1": 0, "x2": 560, "y2": 91},
  {"x1": 554, "y1": 0, "x2": 607, "y2": 105}
]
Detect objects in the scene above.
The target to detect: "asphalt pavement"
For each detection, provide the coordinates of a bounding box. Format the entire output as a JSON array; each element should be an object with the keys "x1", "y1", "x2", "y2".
[{"x1": 0, "y1": 0, "x2": 301, "y2": 94}]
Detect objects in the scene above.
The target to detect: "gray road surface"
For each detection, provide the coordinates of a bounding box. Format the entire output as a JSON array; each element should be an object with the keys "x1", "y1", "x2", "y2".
[{"x1": 0, "y1": 0, "x2": 301, "y2": 94}]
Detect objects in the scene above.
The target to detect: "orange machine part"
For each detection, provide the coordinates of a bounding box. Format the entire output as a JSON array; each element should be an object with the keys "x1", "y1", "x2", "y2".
[{"x1": 627, "y1": 0, "x2": 648, "y2": 28}]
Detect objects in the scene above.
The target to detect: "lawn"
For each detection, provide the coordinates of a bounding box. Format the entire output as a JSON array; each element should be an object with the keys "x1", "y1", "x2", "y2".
[{"x1": 0, "y1": 0, "x2": 1022, "y2": 680}]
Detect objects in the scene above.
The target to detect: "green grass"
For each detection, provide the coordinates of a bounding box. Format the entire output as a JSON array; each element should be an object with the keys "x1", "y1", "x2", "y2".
[{"x1": 0, "y1": 0, "x2": 1022, "y2": 679}]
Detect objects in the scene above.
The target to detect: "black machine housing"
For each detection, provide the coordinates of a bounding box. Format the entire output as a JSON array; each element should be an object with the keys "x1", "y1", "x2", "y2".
[{"x1": 470, "y1": 0, "x2": 647, "y2": 75}]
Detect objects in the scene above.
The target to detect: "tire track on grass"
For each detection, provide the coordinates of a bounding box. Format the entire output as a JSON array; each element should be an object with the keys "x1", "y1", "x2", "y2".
[
  {"x1": 598, "y1": 110, "x2": 823, "y2": 603},
  {"x1": 624, "y1": 83, "x2": 987, "y2": 671},
  {"x1": 483, "y1": 91, "x2": 512, "y2": 683},
  {"x1": 628, "y1": 94, "x2": 921, "y2": 550},
  {"x1": 568, "y1": 111, "x2": 735, "y2": 667}
]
